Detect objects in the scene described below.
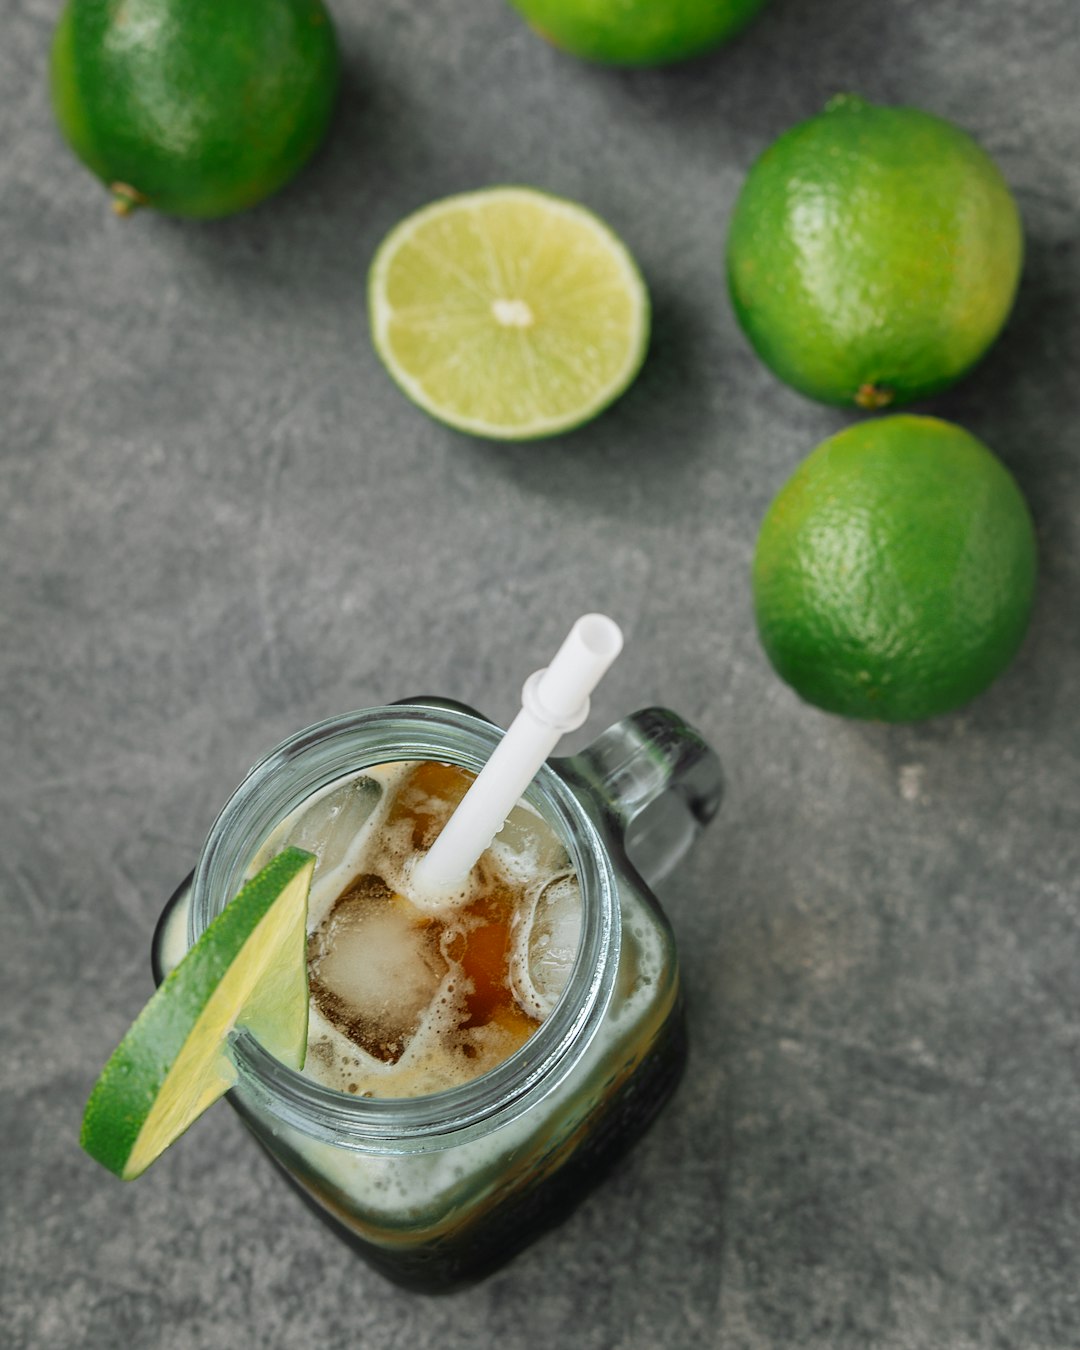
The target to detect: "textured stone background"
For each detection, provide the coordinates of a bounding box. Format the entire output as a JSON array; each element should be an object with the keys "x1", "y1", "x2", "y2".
[{"x1": 3, "y1": 0, "x2": 1079, "y2": 1346}]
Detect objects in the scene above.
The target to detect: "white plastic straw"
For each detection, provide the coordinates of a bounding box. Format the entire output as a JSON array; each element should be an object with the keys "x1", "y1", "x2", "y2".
[{"x1": 413, "y1": 614, "x2": 624, "y2": 888}]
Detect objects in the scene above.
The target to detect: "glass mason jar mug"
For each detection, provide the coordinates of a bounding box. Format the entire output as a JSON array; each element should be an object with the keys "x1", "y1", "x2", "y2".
[{"x1": 153, "y1": 700, "x2": 722, "y2": 1290}]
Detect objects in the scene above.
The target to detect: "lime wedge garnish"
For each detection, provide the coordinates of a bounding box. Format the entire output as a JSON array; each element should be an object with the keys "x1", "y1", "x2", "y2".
[
  {"x1": 368, "y1": 187, "x2": 650, "y2": 440},
  {"x1": 80, "y1": 847, "x2": 316, "y2": 1180}
]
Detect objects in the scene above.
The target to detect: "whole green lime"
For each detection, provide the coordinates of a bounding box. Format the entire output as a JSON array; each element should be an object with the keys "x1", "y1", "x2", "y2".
[
  {"x1": 727, "y1": 96, "x2": 1023, "y2": 409},
  {"x1": 506, "y1": 0, "x2": 770, "y2": 66},
  {"x1": 51, "y1": 0, "x2": 339, "y2": 219},
  {"x1": 752, "y1": 416, "x2": 1037, "y2": 722}
]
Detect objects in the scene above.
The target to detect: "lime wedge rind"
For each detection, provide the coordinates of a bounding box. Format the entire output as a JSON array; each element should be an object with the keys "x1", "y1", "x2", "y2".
[
  {"x1": 80, "y1": 846, "x2": 315, "y2": 1180},
  {"x1": 368, "y1": 186, "x2": 650, "y2": 441}
]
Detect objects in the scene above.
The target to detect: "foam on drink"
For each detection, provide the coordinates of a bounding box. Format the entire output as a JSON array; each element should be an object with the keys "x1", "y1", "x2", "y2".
[{"x1": 258, "y1": 760, "x2": 581, "y2": 1099}]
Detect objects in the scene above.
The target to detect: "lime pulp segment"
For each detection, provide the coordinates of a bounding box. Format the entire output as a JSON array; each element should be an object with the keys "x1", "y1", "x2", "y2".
[
  {"x1": 80, "y1": 847, "x2": 315, "y2": 1180},
  {"x1": 368, "y1": 187, "x2": 650, "y2": 439}
]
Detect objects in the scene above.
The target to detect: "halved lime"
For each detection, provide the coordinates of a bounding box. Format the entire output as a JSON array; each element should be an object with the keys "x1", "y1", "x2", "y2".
[
  {"x1": 368, "y1": 187, "x2": 650, "y2": 440},
  {"x1": 81, "y1": 847, "x2": 315, "y2": 1180}
]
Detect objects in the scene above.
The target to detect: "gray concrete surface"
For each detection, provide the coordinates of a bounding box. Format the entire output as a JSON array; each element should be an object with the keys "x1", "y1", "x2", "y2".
[{"x1": 3, "y1": 0, "x2": 1079, "y2": 1346}]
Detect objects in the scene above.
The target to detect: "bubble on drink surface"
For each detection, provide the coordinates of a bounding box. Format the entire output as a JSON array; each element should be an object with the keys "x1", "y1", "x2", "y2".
[
  {"x1": 510, "y1": 872, "x2": 582, "y2": 1020},
  {"x1": 307, "y1": 873, "x2": 448, "y2": 1064},
  {"x1": 283, "y1": 774, "x2": 383, "y2": 874}
]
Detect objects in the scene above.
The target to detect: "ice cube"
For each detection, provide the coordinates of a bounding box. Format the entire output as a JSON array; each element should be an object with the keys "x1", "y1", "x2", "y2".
[
  {"x1": 286, "y1": 774, "x2": 382, "y2": 874},
  {"x1": 308, "y1": 873, "x2": 447, "y2": 1064},
  {"x1": 510, "y1": 872, "x2": 582, "y2": 1019},
  {"x1": 492, "y1": 803, "x2": 571, "y2": 883}
]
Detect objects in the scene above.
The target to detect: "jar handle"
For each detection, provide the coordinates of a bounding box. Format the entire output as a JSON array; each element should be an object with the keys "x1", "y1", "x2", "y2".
[{"x1": 568, "y1": 708, "x2": 722, "y2": 886}]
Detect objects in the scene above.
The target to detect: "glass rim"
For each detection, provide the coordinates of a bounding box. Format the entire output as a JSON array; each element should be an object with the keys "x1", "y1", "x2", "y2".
[{"x1": 190, "y1": 702, "x2": 621, "y2": 1152}]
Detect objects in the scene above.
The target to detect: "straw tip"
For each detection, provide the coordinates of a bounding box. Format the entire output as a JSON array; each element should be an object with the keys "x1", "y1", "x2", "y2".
[
  {"x1": 529, "y1": 612, "x2": 625, "y2": 730},
  {"x1": 573, "y1": 613, "x2": 623, "y2": 661}
]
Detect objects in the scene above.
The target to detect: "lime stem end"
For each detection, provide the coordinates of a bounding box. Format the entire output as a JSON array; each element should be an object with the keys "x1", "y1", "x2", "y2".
[
  {"x1": 110, "y1": 182, "x2": 149, "y2": 217},
  {"x1": 855, "y1": 382, "x2": 894, "y2": 411}
]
